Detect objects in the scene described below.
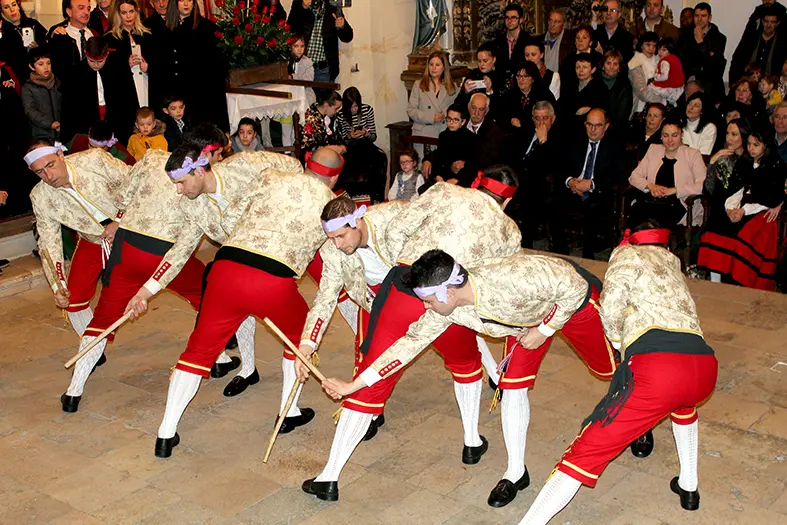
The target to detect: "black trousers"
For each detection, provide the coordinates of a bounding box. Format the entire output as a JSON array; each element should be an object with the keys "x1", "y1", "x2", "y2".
[{"x1": 551, "y1": 190, "x2": 613, "y2": 258}]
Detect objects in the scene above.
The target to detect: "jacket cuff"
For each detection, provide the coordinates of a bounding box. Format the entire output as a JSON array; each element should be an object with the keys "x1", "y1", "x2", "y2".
[
  {"x1": 300, "y1": 339, "x2": 317, "y2": 351},
  {"x1": 143, "y1": 278, "x2": 164, "y2": 296},
  {"x1": 537, "y1": 323, "x2": 557, "y2": 337},
  {"x1": 360, "y1": 367, "x2": 382, "y2": 387},
  {"x1": 611, "y1": 341, "x2": 622, "y2": 350}
]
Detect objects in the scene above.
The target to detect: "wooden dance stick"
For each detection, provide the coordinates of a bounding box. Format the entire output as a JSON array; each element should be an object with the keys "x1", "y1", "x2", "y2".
[
  {"x1": 64, "y1": 311, "x2": 132, "y2": 369},
  {"x1": 263, "y1": 317, "x2": 327, "y2": 382},
  {"x1": 263, "y1": 379, "x2": 300, "y2": 463},
  {"x1": 41, "y1": 249, "x2": 66, "y2": 294}
]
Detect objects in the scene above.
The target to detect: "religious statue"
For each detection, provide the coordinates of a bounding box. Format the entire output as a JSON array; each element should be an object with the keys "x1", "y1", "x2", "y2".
[{"x1": 413, "y1": 0, "x2": 448, "y2": 52}]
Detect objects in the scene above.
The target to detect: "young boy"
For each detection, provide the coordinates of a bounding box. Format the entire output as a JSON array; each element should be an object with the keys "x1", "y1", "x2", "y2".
[
  {"x1": 161, "y1": 95, "x2": 188, "y2": 152},
  {"x1": 388, "y1": 148, "x2": 425, "y2": 201},
  {"x1": 231, "y1": 118, "x2": 265, "y2": 152},
  {"x1": 127, "y1": 106, "x2": 168, "y2": 160},
  {"x1": 422, "y1": 104, "x2": 477, "y2": 187},
  {"x1": 759, "y1": 74, "x2": 783, "y2": 114},
  {"x1": 21, "y1": 47, "x2": 62, "y2": 140},
  {"x1": 66, "y1": 120, "x2": 136, "y2": 166},
  {"x1": 60, "y1": 37, "x2": 113, "y2": 143}
]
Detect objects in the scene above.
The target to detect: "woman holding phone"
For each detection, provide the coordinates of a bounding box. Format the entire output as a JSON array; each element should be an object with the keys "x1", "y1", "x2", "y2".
[{"x1": 0, "y1": 0, "x2": 48, "y2": 84}]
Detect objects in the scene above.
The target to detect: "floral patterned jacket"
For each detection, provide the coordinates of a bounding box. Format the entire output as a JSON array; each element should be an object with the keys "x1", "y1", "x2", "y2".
[{"x1": 300, "y1": 102, "x2": 343, "y2": 153}]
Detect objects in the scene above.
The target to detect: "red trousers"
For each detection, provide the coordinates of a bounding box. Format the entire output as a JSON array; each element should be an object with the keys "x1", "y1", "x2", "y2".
[
  {"x1": 65, "y1": 238, "x2": 104, "y2": 313},
  {"x1": 344, "y1": 285, "x2": 483, "y2": 415},
  {"x1": 499, "y1": 288, "x2": 617, "y2": 390},
  {"x1": 557, "y1": 352, "x2": 718, "y2": 487},
  {"x1": 84, "y1": 241, "x2": 206, "y2": 342},
  {"x1": 175, "y1": 260, "x2": 308, "y2": 377}
]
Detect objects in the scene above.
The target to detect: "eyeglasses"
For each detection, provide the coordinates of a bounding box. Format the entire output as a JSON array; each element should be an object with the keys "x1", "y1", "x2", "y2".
[
  {"x1": 400, "y1": 159, "x2": 415, "y2": 165},
  {"x1": 32, "y1": 160, "x2": 56, "y2": 176},
  {"x1": 446, "y1": 116, "x2": 463, "y2": 123},
  {"x1": 505, "y1": 15, "x2": 520, "y2": 21},
  {"x1": 608, "y1": 8, "x2": 620, "y2": 13},
  {"x1": 585, "y1": 122, "x2": 606, "y2": 129}
]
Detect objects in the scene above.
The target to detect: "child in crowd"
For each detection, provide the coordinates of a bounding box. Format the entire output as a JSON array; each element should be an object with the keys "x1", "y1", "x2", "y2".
[
  {"x1": 266, "y1": 35, "x2": 315, "y2": 148},
  {"x1": 759, "y1": 74, "x2": 782, "y2": 113},
  {"x1": 778, "y1": 61, "x2": 787, "y2": 101},
  {"x1": 161, "y1": 95, "x2": 188, "y2": 152},
  {"x1": 427, "y1": 104, "x2": 476, "y2": 187},
  {"x1": 388, "y1": 149, "x2": 425, "y2": 201},
  {"x1": 60, "y1": 37, "x2": 114, "y2": 142},
  {"x1": 231, "y1": 117, "x2": 265, "y2": 152},
  {"x1": 744, "y1": 63, "x2": 763, "y2": 84},
  {"x1": 127, "y1": 106, "x2": 167, "y2": 160},
  {"x1": 66, "y1": 120, "x2": 136, "y2": 165},
  {"x1": 21, "y1": 47, "x2": 61, "y2": 140},
  {"x1": 650, "y1": 38, "x2": 684, "y2": 105}
]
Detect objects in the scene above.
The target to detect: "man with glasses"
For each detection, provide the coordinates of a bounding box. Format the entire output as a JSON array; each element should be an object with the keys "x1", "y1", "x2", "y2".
[
  {"x1": 630, "y1": 0, "x2": 679, "y2": 44},
  {"x1": 552, "y1": 108, "x2": 626, "y2": 259},
  {"x1": 592, "y1": 0, "x2": 634, "y2": 63},
  {"x1": 493, "y1": 3, "x2": 534, "y2": 79}
]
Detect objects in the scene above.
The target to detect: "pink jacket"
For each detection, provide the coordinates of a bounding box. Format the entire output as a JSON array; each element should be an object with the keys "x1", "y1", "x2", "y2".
[{"x1": 629, "y1": 144, "x2": 706, "y2": 226}]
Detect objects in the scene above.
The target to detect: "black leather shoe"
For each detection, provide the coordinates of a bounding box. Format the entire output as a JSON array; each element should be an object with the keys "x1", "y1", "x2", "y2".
[
  {"x1": 671, "y1": 476, "x2": 700, "y2": 510},
  {"x1": 302, "y1": 478, "x2": 339, "y2": 501},
  {"x1": 154, "y1": 433, "x2": 180, "y2": 458},
  {"x1": 630, "y1": 429, "x2": 654, "y2": 458},
  {"x1": 462, "y1": 435, "x2": 489, "y2": 465},
  {"x1": 60, "y1": 393, "x2": 81, "y2": 413},
  {"x1": 222, "y1": 369, "x2": 260, "y2": 397},
  {"x1": 210, "y1": 356, "x2": 240, "y2": 378},
  {"x1": 90, "y1": 353, "x2": 107, "y2": 375},
  {"x1": 279, "y1": 407, "x2": 315, "y2": 434},
  {"x1": 224, "y1": 334, "x2": 238, "y2": 350},
  {"x1": 0, "y1": 259, "x2": 9, "y2": 269},
  {"x1": 362, "y1": 414, "x2": 386, "y2": 442},
  {"x1": 487, "y1": 470, "x2": 530, "y2": 508}
]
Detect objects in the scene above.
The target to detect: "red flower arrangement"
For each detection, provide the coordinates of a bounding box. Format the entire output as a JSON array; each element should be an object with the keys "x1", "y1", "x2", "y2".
[{"x1": 215, "y1": 0, "x2": 294, "y2": 69}]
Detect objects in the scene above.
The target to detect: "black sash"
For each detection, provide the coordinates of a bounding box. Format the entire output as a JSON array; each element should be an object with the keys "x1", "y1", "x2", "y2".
[{"x1": 102, "y1": 229, "x2": 174, "y2": 286}]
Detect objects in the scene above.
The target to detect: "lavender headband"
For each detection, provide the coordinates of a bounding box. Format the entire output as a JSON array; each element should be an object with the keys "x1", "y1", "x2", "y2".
[
  {"x1": 322, "y1": 205, "x2": 367, "y2": 233},
  {"x1": 89, "y1": 135, "x2": 118, "y2": 148},
  {"x1": 413, "y1": 263, "x2": 466, "y2": 304},
  {"x1": 167, "y1": 155, "x2": 210, "y2": 180},
  {"x1": 24, "y1": 142, "x2": 67, "y2": 167}
]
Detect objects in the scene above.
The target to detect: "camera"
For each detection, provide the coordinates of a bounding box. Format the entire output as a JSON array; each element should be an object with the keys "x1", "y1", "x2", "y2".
[
  {"x1": 592, "y1": 5, "x2": 609, "y2": 12},
  {"x1": 329, "y1": 0, "x2": 344, "y2": 18}
]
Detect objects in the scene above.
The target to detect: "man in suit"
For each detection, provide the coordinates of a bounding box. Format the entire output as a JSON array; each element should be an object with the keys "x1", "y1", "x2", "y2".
[
  {"x1": 593, "y1": 0, "x2": 634, "y2": 63},
  {"x1": 630, "y1": 0, "x2": 680, "y2": 45},
  {"x1": 465, "y1": 93, "x2": 512, "y2": 171},
  {"x1": 552, "y1": 108, "x2": 625, "y2": 259},
  {"x1": 88, "y1": 0, "x2": 111, "y2": 35},
  {"x1": 49, "y1": 0, "x2": 97, "y2": 84},
  {"x1": 492, "y1": 3, "x2": 533, "y2": 80},
  {"x1": 539, "y1": 8, "x2": 574, "y2": 73}
]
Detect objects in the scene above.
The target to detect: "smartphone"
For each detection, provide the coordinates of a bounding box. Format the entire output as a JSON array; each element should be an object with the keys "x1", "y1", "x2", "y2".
[
  {"x1": 22, "y1": 27, "x2": 35, "y2": 47},
  {"x1": 131, "y1": 41, "x2": 142, "y2": 58}
]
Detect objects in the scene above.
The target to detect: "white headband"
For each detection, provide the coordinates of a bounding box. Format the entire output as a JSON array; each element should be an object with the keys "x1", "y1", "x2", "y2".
[
  {"x1": 24, "y1": 142, "x2": 67, "y2": 167},
  {"x1": 413, "y1": 263, "x2": 466, "y2": 304},
  {"x1": 322, "y1": 205, "x2": 367, "y2": 233}
]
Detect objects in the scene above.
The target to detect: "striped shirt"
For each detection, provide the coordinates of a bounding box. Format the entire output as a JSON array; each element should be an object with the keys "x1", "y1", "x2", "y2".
[{"x1": 336, "y1": 104, "x2": 378, "y2": 142}]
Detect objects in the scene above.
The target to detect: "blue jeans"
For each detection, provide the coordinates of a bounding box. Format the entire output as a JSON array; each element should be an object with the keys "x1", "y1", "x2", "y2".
[{"x1": 314, "y1": 63, "x2": 333, "y2": 82}]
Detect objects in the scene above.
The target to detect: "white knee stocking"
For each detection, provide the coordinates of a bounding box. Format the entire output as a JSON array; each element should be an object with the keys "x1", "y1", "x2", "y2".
[
  {"x1": 314, "y1": 408, "x2": 373, "y2": 483},
  {"x1": 453, "y1": 380, "x2": 483, "y2": 447},
  {"x1": 477, "y1": 336, "x2": 500, "y2": 385},
  {"x1": 280, "y1": 358, "x2": 303, "y2": 417},
  {"x1": 337, "y1": 300, "x2": 359, "y2": 336},
  {"x1": 65, "y1": 336, "x2": 107, "y2": 397},
  {"x1": 215, "y1": 351, "x2": 232, "y2": 364},
  {"x1": 157, "y1": 369, "x2": 202, "y2": 439},
  {"x1": 67, "y1": 307, "x2": 93, "y2": 336},
  {"x1": 519, "y1": 471, "x2": 582, "y2": 525},
  {"x1": 235, "y1": 316, "x2": 256, "y2": 378},
  {"x1": 502, "y1": 388, "x2": 530, "y2": 482},
  {"x1": 710, "y1": 272, "x2": 721, "y2": 283},
  {"x1": 672, "y1": 421, "x2": 699, "y2": 491}
]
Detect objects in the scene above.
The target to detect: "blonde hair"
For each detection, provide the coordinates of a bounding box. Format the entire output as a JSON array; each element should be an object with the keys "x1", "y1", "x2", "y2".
[
  {"x1": 109, "y1": 0, "x2": 150, "y2": 39},
  {"x1": 419, "y1": 50, "x2": 456, "y2": 96}
]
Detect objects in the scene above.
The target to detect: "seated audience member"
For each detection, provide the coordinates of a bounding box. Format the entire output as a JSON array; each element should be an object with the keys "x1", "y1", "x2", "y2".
[
  {"x1": 745, "y1": 63, "x2": 763, "y2": 83},
  {"x1": 524, "y1": 42, "x2": 561, "y2": 100},
  {"x1": 0, "y1": 0, "x2": 49, "y2": 83},
  {"x1": 704, "y1": 118, "x2": 750, "y2": 201},
  {"x1": 300, "y1": 89, "x2": 344, "y2": 155},
  {"x1": 592, "y1": 0, "x2": 635, "y2": 63},
  {"x1": 778, "y1": 61, "x2": 787, "y2": 100},
  {"x1": 231, "y1": 117, "x2": 264, "y2": 153},
  {"x1": 464, "y1": 92, "x2": 513, "y2": 172},
  {"x1": 127, "y1": 105, "x2": 167, "y2": 160},
  {"x1": 498, "y1": 61, "x2": 555, "y2": 138},
  {"x1": 161, "y1": 94, "x2": 187, "y2": 152},
  {"x1": 697, "y1": 127, "x2": 786, "y2": 290},
  {"x1": 21, "y1": 47, "x2": 61, "y2": 140},
  {"x1": 682, "y1": 92, "x2": 717, "y2": 155},
  {"x1": 760, "y1": 74, "x2": 783, "y2": 113},
  {"x1": 774, "y1": 102, "x2": 787, "y2": 162},
  {"x1": 630, "y1": 102, "x2": 667, "y2": 162},
  {"x1": 560, "y1": 25, "x2": 602, "y2": 91},
  {"x1": 336, "y1": 86, "x2": 388, "y2": 203},
  {"x1": 388, "y1": 149, "x2": 425, "y2": 201},
  {"x1": 456, "y1": 43, "x2": 506, "y2": 109},
  {"x1": 730, "y1": 4, "x2": 787, "y2": 85},
  {"x1": 560, "y1": 52, "x2": 610, "y2": 137},
  {"x1": 629, "y1": 31, "x2": 661, "y2": 115},
  {"x1": 677, "y1": 2, "x2": 727, "y2": 106},
  {"x1": 421, "y1": 103, "x2": 476, "y2": 187},
  {"x1": 406, "y1": 49, "x2": 458, "y2": 157},
  {"x1": 650, "y1": 38, "x2": 684, "y2": 105},
  {"x1": 598, "y1": 49, "x2": 632, "y2": 137},
  {"x1": 65, "y1": 119, "x2": 135, "y2": 165},
  {"x1": 628, "y1": 118, "x2": 706, "y2": 228},
  {"x1": 552, "y1": 108, "x2": 626, "y2": 258},
  {"x1": 721, "y1": 78, "x2": 769, "y2": 128}
]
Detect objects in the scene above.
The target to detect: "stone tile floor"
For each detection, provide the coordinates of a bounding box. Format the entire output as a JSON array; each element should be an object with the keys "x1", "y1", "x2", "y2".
[{"x1": 0, "y1": 253, "x2": 786, "y2": 524}]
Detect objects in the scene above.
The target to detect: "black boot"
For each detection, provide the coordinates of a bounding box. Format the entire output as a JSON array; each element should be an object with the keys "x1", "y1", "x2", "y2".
[
  {"x1": 210, "y1": 356, "x2": 240, "y2": 378},
  {"x1": 302, "y1": 478, "x2": 339, "y2": 501},
  {"x1": 279, "y1": 408, "x2": 315, "y2": 434},
  {"x1": 60, "y1": 393, "x2": 81, "y2": 413},
  {"x1": 222, "y1": 369, "x2": 260, "y2": 397},
  {"x1": 154, "y1": 433, "x2": 180, "y2": 458},
  {"x1": 462, "y1": 435, "x2": 488, "y2": 465},
  {"x1": 670, "y1": 476, "x2": 700, "y2": 510},
  {"x1": 487, "y1": 469, "x2": 530, "y2": 508},
  {"x1": 630, "y1": 429, "x2": 654, "y2": 458}
]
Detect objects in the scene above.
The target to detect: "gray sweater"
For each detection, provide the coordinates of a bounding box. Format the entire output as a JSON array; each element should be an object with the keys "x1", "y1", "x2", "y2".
[{"x1": 21, "y1": 78, "x2": 62, "y2": 140}]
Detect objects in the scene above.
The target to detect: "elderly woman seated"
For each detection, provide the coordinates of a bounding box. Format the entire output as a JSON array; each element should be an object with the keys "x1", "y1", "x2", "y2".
[{"x1": 627, "y1": 118, "x2": 706, "y2": 228}]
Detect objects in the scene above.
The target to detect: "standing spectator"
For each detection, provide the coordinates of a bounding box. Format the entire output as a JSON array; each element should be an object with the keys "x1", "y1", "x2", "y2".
[
  {"x1": 599, "y1": 49, "x2": 632, "y2": 136},
  {"x1": 682, "y1": 92, "x2": 716, "y2": 156},
  {"x1": 89, "y1": 0, "x2": 112, "y2": 35},
  {"x1": 161, "y1": 94, "x2": 187, "y2": 150},
  {"x1": 0, "y1": 0, "x2": 48, "y2": 83},
  {"x1": 773, "y1": 102, "x2": 787, "y2": 162},
  {"x1": 300, "y1": 89, "x2": 344, "y2": 154},
  {"x1": 406, "y1": 50, "x2": 457, "y2": 155},
  {"x1": 127, "y1": 105, "x2": 167, "y2": 159},
  {"x1": 677, "y1": 2, "x2": 727, "y2": 106},
  {"x1": 231, "y1": 117, "x2": 264, "y2": 152},
  {"x1": 524, "y1": 42, "x2": 560, "y2": 100},
  {"x1": 679, "y1": 7, "x2": 694, "y2": 32},
  {"x1": 287, "y1": 0, "x2": 353, "y2": 83},
  {"x1": 499, "y1": 61, "x2": 555, "y2": 139},
  {"x1": 592, "y1": 0, "x2": 634, "y2": 63},
  {"x1": 267, "y1": 34, "x2": 313, "y2": 148},
  {"x1": 743, "y1": 0, "x2": 787, "y2": 43},
  {"x1": 559, "y1": 25, "x2": 602, "y2": 93},
  {"x1": 456, "y1": 43, "x2": 504, "y2": 109},
  {"x1": 629, "y1": 31, "x2": 661, "y2": 115},
  {"x1": 730, "y1": 5, "x2": 787, "y2": 85},
  {"x1": 105, "y1": 0, "x2": 152, "y2": 143},
  {"x1": 650, "y1": 38, "x2": 684, "y2": 105},
  {"x1": 491, "y1": 3, "x2": 532, "y2": 80},
  {"x1": 388, "y1": 149, "x2": 425, "y2": 202},
  {"x1": 21, "y1": 47, "x2": 62, "y2": 140},
  {"x1": 143, "y1": 0, "x2": 167, "y2": 26},
  {"x1": 559, "y1": 52, "x2": 610, "y2": 136},
  {"x1": 630, "y1": 0, "x2": 679, "y2": 44},
  {"x1": 539, "y1": 8, "x2": 574, "y2": 74},
  {"x1": 49, "y1": 0, "x2": 97, "y2": 82}
]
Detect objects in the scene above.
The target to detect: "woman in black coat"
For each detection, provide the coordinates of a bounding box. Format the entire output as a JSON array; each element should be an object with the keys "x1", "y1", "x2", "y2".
[
  {"x1": 497, "y1": 61, "x2": 556, "y2": 139},
  {"x1": 148, "y1": 0, "x2": 228, "y2": 130},
  {"x1": 0, "y1": 0, "x2": 48, "y2": 84}
]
